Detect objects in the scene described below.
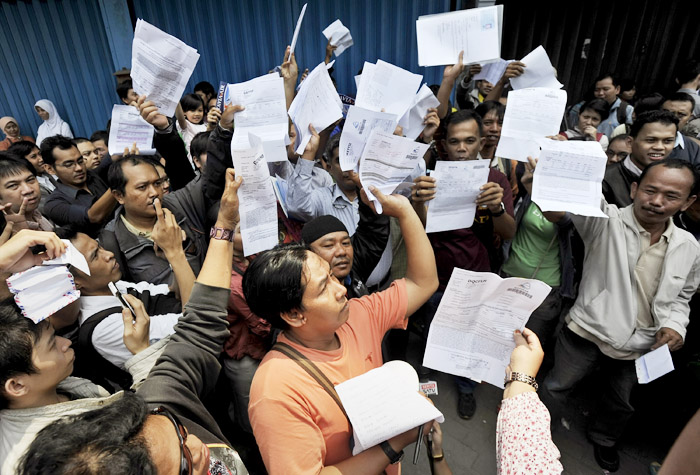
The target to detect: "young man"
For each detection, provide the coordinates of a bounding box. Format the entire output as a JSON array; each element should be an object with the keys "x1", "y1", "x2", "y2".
[
  {"x1": 116, "y1": 80, "x2": 138, "y2": 106},
  {"x1": 0, "y1": 155, "x2": 53, "y2": 232},
  {"x1": 605, "y1": 134, "x2": 632, "y2": 164},
  {"x1": 663, "y1": 92, "x2": 700, "y2": 166},
  {"x1": 603, "y1": 110, "x2": 678, "y2": 208},
  {"x1": 41, "y1": 135, "x2": 116, "y2": 237},
  {"x1": 675, "y1": 59, "x2": 700, "y2": 117},
  {"x1": 7, "y1": 141, "x2": 57, "y2": 209},
  {"x1": 194, "y1": 80, "x2": 216, "y2": 106},
  {"x1": 411, "y1": 109, "x2": 515, "y2": 419},
  {"x1": 535, "y1": 158, "x2": 700, "y2": 472},
  {"x1": 190, "y1": 130, "x2": 210, "y2": 174},
  {"x1": 90, "y1": 130, "x2": 109, "y2": 163},
  {"x1": 73, "y1": 137, "x2": 102, "y2": 170},
  {"x1": 593, "y1": 73, "x2": 634, "y2": 137}
]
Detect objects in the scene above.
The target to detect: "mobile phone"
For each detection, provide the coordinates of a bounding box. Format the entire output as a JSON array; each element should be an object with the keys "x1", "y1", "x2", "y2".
[{"x1": 108, "y1": 282, "x2": 136, "y2": 315}]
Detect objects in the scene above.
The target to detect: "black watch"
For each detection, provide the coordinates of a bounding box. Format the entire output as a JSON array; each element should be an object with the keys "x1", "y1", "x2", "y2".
[
  {"x1": 380, "y1": 441, "x2": 404, "y2": 464},
  {"x1": 491, "y1": 202, "x2": 506, "y2": 217}
]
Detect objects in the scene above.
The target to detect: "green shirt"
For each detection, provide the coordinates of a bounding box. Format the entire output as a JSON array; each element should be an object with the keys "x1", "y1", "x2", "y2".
[{"x1": 502, "y1": 202, "x2": 561, "y2": 286}]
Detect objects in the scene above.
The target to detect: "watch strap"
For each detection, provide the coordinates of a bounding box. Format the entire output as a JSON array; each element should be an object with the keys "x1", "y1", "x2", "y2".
[
  {"x1": 504, "y1": 371, "x2": 539, "y2": 390},
  {"x1": 380, "y1": 441, "x2": 404, "y2": 464},
  {"x1": 491, "y1": 202, "x2": 506, "y2": 217},
  {"x1": 209, "y1": 227, "x2": 235, "y2": 242}
]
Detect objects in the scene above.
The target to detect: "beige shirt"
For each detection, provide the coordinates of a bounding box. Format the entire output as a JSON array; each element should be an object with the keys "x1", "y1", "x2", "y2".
[{"x1": 120, "y1": 215, "x2": 153, "y2": 240}]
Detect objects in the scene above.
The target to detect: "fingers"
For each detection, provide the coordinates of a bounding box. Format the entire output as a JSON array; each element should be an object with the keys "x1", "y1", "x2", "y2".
[
  {"x1": 457, "y1": 50, "x2": 464, "y2": 66},
  {"x1": 18, "y1": 197, "x2": 27, "y2": 216},
  {"x1": 0, "y1": 221, "x2": 13, "y2": 245},
  {"x1": 283, "y1": 45, "x2": 290, "y2": 63},
  {"x1": 513, "y1": 329, "x2": 527, "y2": 347},
  {"x1": 153, "y1": 197, "x2": 164, "y2": 219},
  {"x1": 520, "y1": 328, "x2": 543, "y2": 351},
  {"x1": 308, "y1": 123, "x2": 318, "y2": 137}
]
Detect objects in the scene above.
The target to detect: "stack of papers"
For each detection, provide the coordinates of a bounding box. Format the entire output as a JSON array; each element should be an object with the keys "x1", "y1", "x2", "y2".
[
  {"x1": 131, "y1": 19, "x2": 200, "y2": 117},
  {"x1": 322, "y1": 19, "x2": 353, "y2": 57},
  {"x1": 42, "y1": 240, "x2": 91, "y2": 276},
  {"x1": 510, "y1": 46, "x2": 563, "y2": 90},
  {"x1": 335, "y1": 360, "x2": 444, "y2": 455},
  {"x1": 108, "y1": 105, "x2": 156, "y2": 156},
  {"x1": 7, "y1": 266, "x2": 80, "y2": 324},
  {"x1": 416, "y1": 6, "x2": 503, "y2": 67},
  {"x1": 355, "y1": 60, "x2": 422, "y2": 117},
  {"x1": 636, "y1": 344, "x2": 675, "y2": 384},
  {"x1": 532, "y1": 140, "x2": 608, "y2": 218},
  {"x1": 339, "y1": 106, "x2": 397, "y2": 172},
  {"x1": 398, "y1": 84, "x2": 441, "y2": 140}
]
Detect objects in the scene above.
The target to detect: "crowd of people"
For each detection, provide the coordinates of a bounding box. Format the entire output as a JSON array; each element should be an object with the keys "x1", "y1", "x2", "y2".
[{"x1": 0, "y1": 14, "x2": 700, "y2": 475}]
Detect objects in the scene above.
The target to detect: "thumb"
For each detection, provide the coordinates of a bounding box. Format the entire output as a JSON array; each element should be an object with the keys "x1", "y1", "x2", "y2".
[
  {"x1": 513, "y1": 329, "x2": 527, "y2": 347},
  {"x1": 122, "y1": 308, "x2": 134, "y2": 329}
]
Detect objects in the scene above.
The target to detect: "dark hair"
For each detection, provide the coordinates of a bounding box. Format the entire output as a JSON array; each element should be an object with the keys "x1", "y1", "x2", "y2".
[
  {"x1": 116, "y1": 80, "x2": 134, "y2": 102},
  {"x1": 580, "y1": 98, "x2": 610, "y2": 121},
  {"x1": 609, "y1": 134, "x2": 629, "y2": 146},
  {"x1": 594, "y1": 72, "x2": 620, "y2": 87},
  {"x1": 7, "y1": 141, "x2": 40, "y2": 160},
  {"x1": 18, "y1": 391, "x2": 156, "y2": 474},
  {"x1": 664, "y1": 91, "x2": 696, "y2": 110},
  {"x1": 322, "y1": 134, "x2": 341, "y2": 164},
  {"x1": 40, "y1": 135, "x2": 76, "y2": 166},
  {"x1": 0, "y1": 301, "x2": 44, "y2": 409},
  {"x1": 179, "y1": 93, "x2": 205, "y2": 113},
  {"x1": 190, "y1": 131, "x2": 210, "y2": 161},
  {"x1": 0, "y1": 153, "x2": 37, "y2": 179},
  {"x1": 633, "y1": 93, "x2": 665, "y2": 116},
  {"x1": 90, "y1": 130, "x2": 109, "y2": 145},
  {"x1": 72, "y1": 137, "x2": 90, "y2": 146},
  {"x1": 194, "y1": 81, "x2": 216, "y2": 98},
  {"x1": 242, "y1": 243, "x2": 310, "y2": 329},
  {"x1": 444, "y1": 109, "x2": 484, "y2": 138},
  {"x1": 675, "y1": 59, "x2": 700, "y2": 86},
  {"x1": 141, "y1": 155, "x2": 165, "y2": 171},
  {"x1": 630, "y1": 110, "x2": 679, "y2": 138},
  {"x1": 618, "y1": 77, "x2": 636, "y2": 91},
  {"x1": 475, "y1": 100, "x2": 505, "y2": 122},
  {"x1": 638, "y1": 158, "x2": 700, "y2": 197},
  {"x1": 54, "y1": 225, "x2": 79, "y2": 241},
  {"x1": 108, "y1": 156, "x2": 159, "y2": 195}
]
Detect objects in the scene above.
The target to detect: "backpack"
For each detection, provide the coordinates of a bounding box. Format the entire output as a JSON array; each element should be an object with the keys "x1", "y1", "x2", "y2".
[{"x1": 617, "y1": 99, "x2": 631, "y2": 126}]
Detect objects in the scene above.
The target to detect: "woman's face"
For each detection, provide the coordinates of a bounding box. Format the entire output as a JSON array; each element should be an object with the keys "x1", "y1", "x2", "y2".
[
  {"x1": 4, "y1": 121, "x2": 19, "y2": 137},
  {"x1": 578, "y1": 109, "x2": 602, "y2": 130},
  {"x1": 35, "y1": 106, "x2": 50, "y2": 121}
]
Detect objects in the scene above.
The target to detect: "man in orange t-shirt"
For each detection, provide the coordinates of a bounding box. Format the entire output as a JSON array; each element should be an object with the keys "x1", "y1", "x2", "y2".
[{"x1": 244, "y1": 187, "x2": 438, "y2": 474}]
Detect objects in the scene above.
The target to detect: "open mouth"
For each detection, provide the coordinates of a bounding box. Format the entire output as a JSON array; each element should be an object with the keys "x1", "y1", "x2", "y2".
[{"x1": 648, "y1": 153, "x2": 665, "y2": 160}]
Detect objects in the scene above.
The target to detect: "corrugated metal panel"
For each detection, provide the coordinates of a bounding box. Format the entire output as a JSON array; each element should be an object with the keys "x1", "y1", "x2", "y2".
[
  {"x1": 132, "y1": 0, "x2": 451, "y2": 98},
  {"x1": 0, "y1": 0, "x2": 118, "y2": 139}
]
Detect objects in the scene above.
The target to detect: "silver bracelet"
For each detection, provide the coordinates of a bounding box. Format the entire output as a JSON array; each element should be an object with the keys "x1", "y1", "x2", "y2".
[{"x1": 504, "y1": 371, "x2": 538, "y2": 390}]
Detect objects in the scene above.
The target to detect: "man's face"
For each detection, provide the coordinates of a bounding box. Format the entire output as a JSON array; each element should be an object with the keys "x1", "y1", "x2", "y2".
[
  {"x1": 594, "y1": 77, "x2": 620, "y2": 104},
  {"x1": 76, "y1": 141, "x2": 101, "y2": 170},
  {"x1": 23, "y1": 146, "x2": 45, "y2": 172},
  {"x1": 0, "y1": 169, "x2": 41, "y2": 214},
  {"x1": 606, "y1": 138, "x2": 632, "y2": 164},
  {"x1": 155, "y1": 165, "x2": 171, "y2": 195},
  {"x1": 92, "y1": 139, "x2": 109, "y2": 161},
  {"x1": 50, "y1": 146, "x2": 86, "y2": 187},
  {"x1": 631, "y1": 165, "x2": 697, "y2": 228},
  {"x1": 477, "y1": 80, "x2": 493, "y2": 97},
  {"x1": 3, "y1": 121, "x2": 19, "y2": 137},
  {"x1": 143, "y1": 414, "x2": 210, "y2": 475},
  {"x1": 121, "y1": 89, "x2": 138, "y2": 106},
  {"x1": 481, "y1": 110, "x2": 502, "y2": 147},
  {"x1": 628, "y1": 122, "x2": 677, "y2": 169},
  {"x1": 309, "y1": 231, "x2": 354, "y2": 280},
  {"x1": 443, "y1": 119, "x2": 483, "y2": 161},
  {"x1": 193, "y1": 153, "x2": 207, "y2": 174},
  {"x1": 195, "y1": 90, "x2": 211, "y2": 104},
  {"x1": 287, "y1": 125, "x2": 297, "y2": 160},
  {"x1": 71, "y1": 233, "x2": 122, "y2": 292},
  {"x1": 662, "y1": 100, "x2": 693, "y2": 130},
  {"x1": 27, "y1": 322, "x2": 75, "y2": 395},
  {"x1": 114, "y1": 163, "x2": 163, "y2": 220},
  {"x1": 329, "y1": 148, "x2": 356, "y2": 193}
]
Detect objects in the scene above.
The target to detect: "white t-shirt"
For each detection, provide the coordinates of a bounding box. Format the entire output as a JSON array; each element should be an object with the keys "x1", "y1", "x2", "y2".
[{"x1": 176, "y1": 120, "x2": 207, "y2": 170}]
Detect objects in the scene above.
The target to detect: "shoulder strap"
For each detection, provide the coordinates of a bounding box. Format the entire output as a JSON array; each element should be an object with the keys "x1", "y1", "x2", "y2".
[
  {"x1": 617, "y1": 100, "x2": 630, "y2": 125},
  {"x1": 272, "y1": 342, "x2": 351, "y2": 423}
]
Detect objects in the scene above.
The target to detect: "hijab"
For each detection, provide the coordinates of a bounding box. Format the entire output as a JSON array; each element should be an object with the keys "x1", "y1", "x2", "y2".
[
  {"x1": 34, "y1": 99, "x2": 71, "y2": 145},
  {"x1": 0, "y1": 116, "x2": 20, "y2": 138}
]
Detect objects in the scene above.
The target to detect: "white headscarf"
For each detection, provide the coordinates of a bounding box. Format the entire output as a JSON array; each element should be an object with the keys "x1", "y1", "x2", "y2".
[{"x1": 34, "y1": 99, "x2": 73, "y2": 146}]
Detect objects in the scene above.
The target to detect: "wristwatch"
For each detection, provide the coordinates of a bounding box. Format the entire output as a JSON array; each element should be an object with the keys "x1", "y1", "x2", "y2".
[
  {"x1": 380, "y1": 441, "x2": 404, "y2": 464},
  {"x1": 491, "y1": 202, "x2": 506, "y2": 217},
  {"x1": 504, "y1": 371, "x2": 539, "y2": 390},
  {"x1": 209, "y1": 226, "x2": 235, "y2": 242}
]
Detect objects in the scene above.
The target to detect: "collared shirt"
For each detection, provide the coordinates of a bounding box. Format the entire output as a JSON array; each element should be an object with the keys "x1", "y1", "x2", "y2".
[
  {"x1": 120, "y1": 215, "x2": 153, "y2": 240},
  {"x1": 598, "y1": 98, "x2": 633, "y2": 137},
  {"x1": 675, "y1": 131, "x2": 685, "y2": 149},
  {"x1": 622, "y1": 155, "x2": 643, "y2": 176},
  {"x1": 43, "y1": 171, "x2": 109, "y2": 233}
]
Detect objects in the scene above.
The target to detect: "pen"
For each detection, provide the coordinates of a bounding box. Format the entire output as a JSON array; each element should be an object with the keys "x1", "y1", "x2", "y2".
[{"x1": 413, "y1": 423, "x2": 424, "y2": 464}]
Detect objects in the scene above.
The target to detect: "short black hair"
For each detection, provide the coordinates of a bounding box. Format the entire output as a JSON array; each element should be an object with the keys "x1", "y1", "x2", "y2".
[
  {"x1": 194, "y1": 81, "x2": 216, "y2": 98},
  {"x1": 179, "y1": 93, "x2": 205, "y2": 113},
  {"x1": 108, "y1": 156, "x2": 159, "y2": 195},
  {"x1": 0, "y1": 301, "x2": 44, "y2": 409},
  {"x1": 322, "y1": 134, "x2": 341, "y2": 164},
  {"x1": 190, "y1": 131, "x2": 210, "y2": 161},
  {"x1": 116, "y1": 80, "x2": 134, "y2": 102},
  {"x1": 633, "y1": 93, "x2": 665, "y2": 116},
  {"x1": 609, "y1": 134, "x2": 629, "y2": 146},
  {"x1": 580, "y1": 98, "x2": 610, "y2": 122},
  {"x1": 475, "y1": 100, "x2": 505, "y2": 122},
  {"x1": 594, "y1": 72, "x2": 620, "y2": 87},
  {"x1": 90, "y1": 130, "x2": 109, "y2": 144},
  {"x1": 618, "y1": 77, "x2": 636, "y2": 91},
  {"x1": 72, "y1": 137, "x2": 90, "y2": 146},
  {"x1": 18, "y1": 391, "x2": 156, "y2": 474},
  {"x1": 630, "y1": 110, "x2": 678, "y2": 138},
  {"x1": 675, "y1": 59, "x2": 700, "y2": 86},
  {"x1": 7, "y1": 141, "x2": 40, "y2": 160},
  {"x1": 242, "y1": 243, "x2": 310, "y2": 330},
  {"x1": 0, "y1": 153, "x2": 37, "y2": 179},
  {"x1": 664, "y1": 92, "x2": 696, "y2": 111},
  {"x1": 638, "y1": 158, "x2": 700, "y2": 197},
  {"x1": 444, "y1": 109, "x2": 484, "y2": 138},
  {"x1": 40, "y1": 135, "x2": 76, "y2": 167}
]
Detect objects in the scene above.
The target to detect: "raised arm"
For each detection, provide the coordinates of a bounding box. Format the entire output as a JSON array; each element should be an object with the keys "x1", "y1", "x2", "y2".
[
  {"x1": 286, "y1": 125, "x2": 327, "y2": 222},
  {"x1": 485, "y1": 61, "x2": 526, "y2": 103},
  {"x1": 202, "y1": 104, "x2": 244, "y2": 203},
  {"x1": 86, "y1": 189, "x2": 117, "y2": 224},
  {"x1": 521, "y1": 157, "x2": 566, "y2": 223},
  {"x1": 280, "y1": 46, "x2": 299, "y2": 110},
  {"x1": 436, "y1": 51, "x2": 464, "y2": 119}
]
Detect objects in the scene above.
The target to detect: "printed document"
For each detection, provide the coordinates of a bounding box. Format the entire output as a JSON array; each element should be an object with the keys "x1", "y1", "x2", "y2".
[
  {"x1": 416, "y1": 6, "x2": 502, "y2": 66},
  {"x1": 398, "y1": 84, "x2": 441, "y2": 140},
  {"x1": 322, "y1": 19, "x2": 353, "y2": 57},
  {"x1": 423, "y1": 269, "x2": 551, "y2": 388},
  {"x1": 289, "y1": 3, "x2": 307, "y2": 56},
  {"x1": 532, "y1": 140, "x2": 608, "y2": 218},
  {"x1": 636, "y1": 344, "x2": 674, "y2": 384},
  {"x1": 339, "y1": 106, "x2": 397, "y2": 172},
  {"x1": 359, "y1": 130, "x2": 429, "y2": 214},
  {"x1": 510, "y1": 45, "x2": 563, "y2": 90},
  {"x1": 131, "y1": 19, "x2": 200, "y2": 117},
  {"x1": 473, "y1": 59, "x2": 513, "y2": 86},
  {"x1": 355, "y1": 60, "x2": 422, "y2": 117},
  {"x1": 495, "y1": 87, "x2": 567, "y2": 162},
  {"x1": 108, "y1": 105, "x2": 156, "y2": 156},
  {"x1": 426, "y1": 161, "x2": 490, "y2": 233},
  {"x1": 289, "y1": 62, "x2": 344, "y2": 154},
  {"x1": 335, "y1": 360, "x2": 444, "y2": 456},
  {"x1": 230, "y1": 135, "x2": 278, "y2": 256}
]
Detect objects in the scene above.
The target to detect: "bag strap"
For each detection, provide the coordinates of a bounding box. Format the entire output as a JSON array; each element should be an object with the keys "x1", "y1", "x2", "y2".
[
  {"x1": 530, "y1": 232, "x2": 558, "y2": 279},
  {"x1": 272, "y1": 342, "x2": 351, "y2": 423}
]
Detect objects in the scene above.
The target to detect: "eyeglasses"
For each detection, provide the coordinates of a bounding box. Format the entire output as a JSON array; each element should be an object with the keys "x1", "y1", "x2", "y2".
[
  {"x1": 55, "y1": 157, "x2": 85, "y2": 169},
  {"x1": 151, "y1": 406, "x2": 193, "y2": 475},
  {"x1": 606, "y1": 150, "x2": 628, "y2": 161}
]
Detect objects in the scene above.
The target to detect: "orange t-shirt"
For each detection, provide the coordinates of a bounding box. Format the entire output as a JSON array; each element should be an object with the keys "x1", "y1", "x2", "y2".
[{"x1": 249, "y1": 279, "x2": 408, "y2": 474}]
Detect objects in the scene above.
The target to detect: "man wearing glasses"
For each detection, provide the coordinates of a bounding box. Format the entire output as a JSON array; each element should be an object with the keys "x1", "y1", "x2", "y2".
[
  {"x1": 41, "y1": 135, "x2": 116, "y2": 237},
  {"x1": 605, "y1": 134, "x2": 632, "y2": 164}
]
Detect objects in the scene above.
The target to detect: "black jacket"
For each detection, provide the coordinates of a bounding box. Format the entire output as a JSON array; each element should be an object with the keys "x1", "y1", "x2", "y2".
[{"x1": 602, "y1": 161, "x2": 637, "y2": 208}]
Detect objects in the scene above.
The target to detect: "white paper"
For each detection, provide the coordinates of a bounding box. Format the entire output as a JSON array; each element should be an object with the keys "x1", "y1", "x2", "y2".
[
  {"x1": 636, "y1": 344, "x2": 674, "y2": 384},
  {"x1": 335, "y1": 361, "x2": 444, "y2": 455},
  {"x1": 222, "y1": 74, "x2": 290, "y2": 163},
  {"x1": 339, "y1": 106, "x2": 398, "y2": 172},
  {"x1": 423, "y1": 269, "x2": 551, "y2": 388},
  {"x1": 495, "y1": 87, "x2": 567, "y2": 162},
  {"x1": 398, "y1": 84, "x2": 441, "y2": 140},
  {"x1": 288, "y1": 62, "x2": 344, "y2": 155},
  {"x1": 426, "y1": 161, "x2": 490, "y2": 233},
  {"x1": 473, "y1": 59, "x2": 513, "y2": 86},
  {"x1": 289, "y1": 3, "x2": 307, "y2": 56},
  {"x1": 6, "y1": 266, "x2": 80, "y2": 324},
  {"x1": 532, "y1": 140, "x2": 609, "y2": 218},
  {"x1": 107, "y1": 105, "x2": 156, "y2": 156},
  {"x1": 230, "y1": 136, "x2": 278, "y2": 256},
  {"x1": 43, "y1": 240, "x2": 91, "y2": 276},
  {"x1": 322, "y1": 19, "x2": 353, "y2": 57},
  {"x1": 416, "y1": 6, "x2": 502, "y2": 67},
  {"x1": 355, "y1": 60, "x2": 422, "y2": 118},
  {"x1": 131, "y1": 19, "x2": 200, "y2": 117},
  {"x1": 359, "y1": 130, "x2": 429, "y2": 214},
  {"x1": 510, "y1": 46, "x2": 563, "y2": 90}
]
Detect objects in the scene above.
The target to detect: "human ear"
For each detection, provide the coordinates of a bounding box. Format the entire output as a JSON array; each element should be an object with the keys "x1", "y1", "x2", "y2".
[
  {"x1": 4, "y1": 377, "x2": 29, "y2": 399},
  {"x1": 280, "y1": 309, "x2": 305, "y2": 328},
  {"x1": 680, "y1": 195, "x2": 697, "y2": 213},
  {"x1": 630, "y1": 181, "x2": 638, "y2": 200},
  {"x1": 112, "y1": 189, "x2": 125, "y2": 205}
]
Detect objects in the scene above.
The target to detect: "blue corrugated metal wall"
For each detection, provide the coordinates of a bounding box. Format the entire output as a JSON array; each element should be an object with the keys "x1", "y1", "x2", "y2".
[{"x1": 0, "y1": 0, "x2": 117, "y2": 139}]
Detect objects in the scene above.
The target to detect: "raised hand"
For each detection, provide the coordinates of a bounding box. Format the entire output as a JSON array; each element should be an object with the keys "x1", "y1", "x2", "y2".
[
  {"x1": 121, "y1": 294, "x2": 151, "y2": 355},
  {"x1": 0, "y1": 229, "x2": 66, "y2": 273},
  {"x1": 135, "y1": 95, "x2": 169, "y2": 131},
  {"x1": 442, "y1": 50, "x2": 464, "y2": 83}
]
